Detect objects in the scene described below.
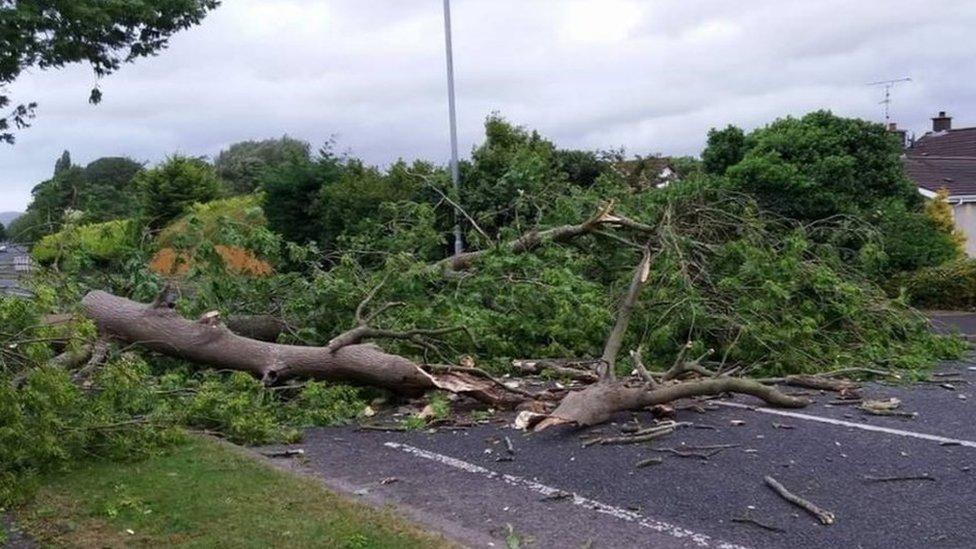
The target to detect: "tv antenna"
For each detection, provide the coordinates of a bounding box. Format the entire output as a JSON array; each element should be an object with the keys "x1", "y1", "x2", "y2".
[{"x1": 866, "y1": 77, "x2": 912, "y2": 123}]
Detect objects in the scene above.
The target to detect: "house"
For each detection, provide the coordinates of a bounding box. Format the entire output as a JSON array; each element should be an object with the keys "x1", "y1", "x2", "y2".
[
  {"x1": 0, "y1": 244, "x2": 32, "y2": 297},
  {"x1": 612, "y1": 156, "x2": 679, "y2": 190},
  {"x1": 902, "y1": 112, "x2": 976, "y2": 256}
]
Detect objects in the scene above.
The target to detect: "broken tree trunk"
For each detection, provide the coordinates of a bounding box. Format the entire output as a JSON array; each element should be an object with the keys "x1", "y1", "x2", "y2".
[
  {"x1": 80, "y1": 290, "x2": 526, "y2": 408},
  {"x1": 536, "y1": 377, "x2": 809, "y2": 430}
]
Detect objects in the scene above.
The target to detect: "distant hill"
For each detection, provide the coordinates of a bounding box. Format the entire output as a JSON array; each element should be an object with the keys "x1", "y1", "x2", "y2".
[{"x1": 0, "y1": 212, "x2": 23, "y2": 227}]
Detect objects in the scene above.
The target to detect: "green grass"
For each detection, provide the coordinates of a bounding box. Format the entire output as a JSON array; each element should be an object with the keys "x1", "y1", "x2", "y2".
[{"x1": 13, "y1": 437, "x2": 454, "y2": 548}]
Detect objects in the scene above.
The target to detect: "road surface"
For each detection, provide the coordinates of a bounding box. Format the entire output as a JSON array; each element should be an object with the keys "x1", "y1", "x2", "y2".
[{"x1": 262, "y1": 357, "x2": 976, "y2": 548}]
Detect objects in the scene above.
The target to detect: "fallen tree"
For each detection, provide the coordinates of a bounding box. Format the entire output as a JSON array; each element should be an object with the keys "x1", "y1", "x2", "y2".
[
  {"x1": 72, "y1": 186, "x2": 963, "y2": 431},
  {"x1": 80, "y1": 290, "x2": 529, "y2": 409},
  {"x1": 81, "y1": 288, "x2": 810, "y2": 428}
]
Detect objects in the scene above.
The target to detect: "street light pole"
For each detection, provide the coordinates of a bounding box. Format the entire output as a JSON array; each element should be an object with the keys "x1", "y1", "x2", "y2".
[{"x1": 443, "y1": 0, "x2": 463, "y2": 255}]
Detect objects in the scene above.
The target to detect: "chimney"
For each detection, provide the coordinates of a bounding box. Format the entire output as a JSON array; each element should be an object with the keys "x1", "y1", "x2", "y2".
[
  {"x1": 887, "y1": 122, "x2": 907, "y2": 148},
  {"x1": 932, "y1": 111, "x2": 952, "y2": 132}
]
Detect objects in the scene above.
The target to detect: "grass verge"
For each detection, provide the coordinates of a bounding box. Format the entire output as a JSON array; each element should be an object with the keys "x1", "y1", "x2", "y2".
[{"x1": 11, "y1": 437, "x2": 453, "y2": 548}]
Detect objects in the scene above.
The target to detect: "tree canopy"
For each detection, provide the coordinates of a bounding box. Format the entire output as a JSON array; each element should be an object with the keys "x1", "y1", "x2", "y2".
[
  {"x1": 215, "y1": 136, "x2": 311, "y2": 195},
  {"x1": 12, "y1": 152, "x2": 144, "y2": 242},
  {"x1": 0, "y1": 0, "x2": 220, "y2": 143},
  {"x1": 704, "y1": 110, "x2": 959, "y2": 275},
  {"x1": 136, "y1": 155, "x2": 222, "y2": 230}
]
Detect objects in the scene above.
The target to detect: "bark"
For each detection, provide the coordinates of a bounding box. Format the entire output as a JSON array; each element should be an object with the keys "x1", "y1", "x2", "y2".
[
  {"x1": 535, "y1": 377, "x2": 809, "y2": 430},
  {"x1": 224, "y1": 314, "x2": 288, "y2": 342},
  {"x1": 80, "y1": 290, "x2": 526, "y2": 407}
]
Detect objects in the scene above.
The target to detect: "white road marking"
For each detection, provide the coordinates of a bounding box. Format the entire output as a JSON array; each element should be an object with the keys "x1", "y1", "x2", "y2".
[
  {"x1": 715, "y1": 401, "x2": 976, "y2": 448},
  {"x1": 384, "y1": 441, "x2": 750, "y2": 549}
]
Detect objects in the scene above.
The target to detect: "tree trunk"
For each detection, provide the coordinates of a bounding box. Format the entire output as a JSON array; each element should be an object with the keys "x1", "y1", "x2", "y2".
[
  {"x1": 81, "y1": 290, "x2": 524, "y2": 408},
  {"x1": 224, "y1": 314, "x2": 288, "y2": 342}
]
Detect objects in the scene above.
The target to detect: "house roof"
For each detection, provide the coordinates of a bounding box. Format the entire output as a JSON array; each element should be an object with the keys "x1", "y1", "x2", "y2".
[
  {"x1": 612, "y1": 157, "x2": 676, "y2": 190},
  {"x1": 903, "y1": 155, "x2": 976, "y2": 197},
  {"x1": 908, "y1": 127, "x2": 976, "y2": 157}
]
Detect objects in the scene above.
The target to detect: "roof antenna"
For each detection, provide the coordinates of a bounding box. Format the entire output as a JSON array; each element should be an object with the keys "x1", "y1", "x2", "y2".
[{"x1": 866, "y1": 77, "x2": 912, "y2": 124}]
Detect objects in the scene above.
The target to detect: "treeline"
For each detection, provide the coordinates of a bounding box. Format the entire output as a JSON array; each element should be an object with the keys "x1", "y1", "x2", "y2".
[{"x1": 14, "y1": 111, "x2": 959, "y2": 283}]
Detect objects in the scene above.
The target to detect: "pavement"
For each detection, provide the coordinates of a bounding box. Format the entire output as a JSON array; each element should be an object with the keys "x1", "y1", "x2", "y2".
[{"x1": 256, "y1": 314, "x2": 976, "y2": 549}]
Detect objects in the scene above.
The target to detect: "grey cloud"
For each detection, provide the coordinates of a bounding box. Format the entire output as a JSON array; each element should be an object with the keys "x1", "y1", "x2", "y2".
[{"x1": 1, "y1": 0, "x2": 974, "y2": 211}]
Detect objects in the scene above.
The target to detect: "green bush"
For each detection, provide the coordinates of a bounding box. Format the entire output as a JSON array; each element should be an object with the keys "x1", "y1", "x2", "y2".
[
  {"x1": 891, "y1": 259, "x2": 976, "y2": 310},
  {"x1": 32, "y1": 219, "x2": 135, "y2": 269}
]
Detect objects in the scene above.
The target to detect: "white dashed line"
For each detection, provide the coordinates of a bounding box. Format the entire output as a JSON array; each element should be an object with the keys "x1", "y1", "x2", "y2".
[
  {"x1": 384, "y1": 441, "x2": 750, "y2": 549},
  {"x1": 714, "y1": 401, "x2": 976, "y2": 448}
]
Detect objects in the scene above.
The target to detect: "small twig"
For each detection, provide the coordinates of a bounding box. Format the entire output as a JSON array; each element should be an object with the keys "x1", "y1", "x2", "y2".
[
  {"x1": 504, "y1": 436, "x2": 516, "y2": 455},
  {"x1": 652, "y1": 447, "x2": 716, "y2": 460},
  {"x1": 598, "y1": 427, "x2": 674, "y2": 445},
  {"x1": 680, "y1": 443, "x2": 739, "y2": 451},
  {"x1": 732, "y1": 517, "x2": 785, "y2": 533},
  {"x1": 857, "y1": 407, "x2": 917, "y2": 418},
  {"x1": 354, "y1": 277, "x2": 388, "y2": 325},
  {"x1": 636, "y1": 457, "x2": 663, "y2": 468},
  {"x1": 764, "y1": 475, "x2": 835, "y2": 525},
  {"x1": 358, "y1": 424, "x2": 410, "y2": 432},
  {"x1": 863, "y1": 474, "x2": 935, "y2": 483},
  {"x1": 418, "y1": 174, "x2": 494, "y2": 244}
]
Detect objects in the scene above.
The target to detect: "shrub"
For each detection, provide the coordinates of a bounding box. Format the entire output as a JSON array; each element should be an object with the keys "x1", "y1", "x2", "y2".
[
  {"x1": 32, "y1": 219, "x2": 135, "y2": 269},
  {"x1": 891, "y1": 259, "x2": 976, "y2": 311}
]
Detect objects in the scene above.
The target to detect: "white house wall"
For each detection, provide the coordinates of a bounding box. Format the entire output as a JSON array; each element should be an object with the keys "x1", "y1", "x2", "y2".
[{"x1": 952, "y1": 202, "x2": 976, "y2": 257}]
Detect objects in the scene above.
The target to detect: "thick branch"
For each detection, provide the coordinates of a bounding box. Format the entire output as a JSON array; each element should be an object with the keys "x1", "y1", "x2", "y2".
[
  {"x1": 600, "y1": 243, "x2": 654, "y2": 380},
  {"x1": 512, "y1": 358, "x2": 600, "y2": 383},
  {"x1": 436, "y1": 201, "x2": 649, "y2": 272},
  {"x1": 537, "y1": 377, "x2": 808, "y2": 430}
]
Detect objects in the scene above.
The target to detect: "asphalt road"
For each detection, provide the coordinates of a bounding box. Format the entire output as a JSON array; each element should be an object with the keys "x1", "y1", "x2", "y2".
[{"x1": 262, "y1": 357, "x2": 976, "y2": 549}]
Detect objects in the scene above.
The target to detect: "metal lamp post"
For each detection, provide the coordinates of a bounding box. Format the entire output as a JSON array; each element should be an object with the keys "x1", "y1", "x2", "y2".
[{"x1": 443, "y1": 0, "x2": 463, "y2": 255}]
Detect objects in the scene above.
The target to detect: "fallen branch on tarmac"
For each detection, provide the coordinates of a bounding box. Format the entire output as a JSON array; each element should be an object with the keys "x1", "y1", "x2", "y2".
[{"x1": 764, "y1": 475, "x2": 835, "y2": 525}]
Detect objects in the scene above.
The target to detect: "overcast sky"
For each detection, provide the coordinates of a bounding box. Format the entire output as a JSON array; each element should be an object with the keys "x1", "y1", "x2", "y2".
[{"x1": 2, "y1": 0, "x2": 975, "y2": 212}]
